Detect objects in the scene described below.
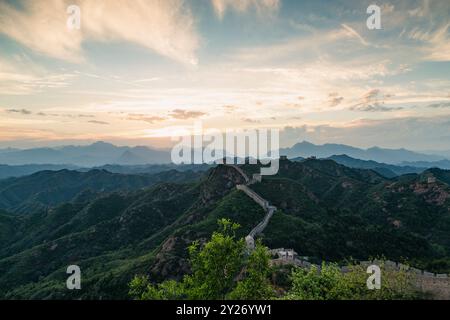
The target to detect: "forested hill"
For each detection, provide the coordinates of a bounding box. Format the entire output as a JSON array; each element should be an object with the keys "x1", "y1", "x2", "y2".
[
  {"x1": 0, "y1": 159, "x2": 449, "y2": 299},
  {"x1": 0, "y1": 169, "x2": 203, "y2": 214}
]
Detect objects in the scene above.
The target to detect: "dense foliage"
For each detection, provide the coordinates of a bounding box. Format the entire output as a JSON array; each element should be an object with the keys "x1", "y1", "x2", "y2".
[
  {"x1": 129, "y1": 219, "x2": 275, "y2": 300},
  {"x1": 1, "y1": 159, "x2": 449, "y2": 299},
  {"x1": 285, "y1": 263, "x2": 421, "y2": 300},
  {"x1": 130, "y1": 220, "x2": 421, "y2": 300}
]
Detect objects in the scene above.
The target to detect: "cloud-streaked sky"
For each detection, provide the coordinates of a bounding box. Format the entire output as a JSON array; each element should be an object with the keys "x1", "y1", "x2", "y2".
[{"x1": 0, "y1": 0, "x2": 449, "y2": 150}]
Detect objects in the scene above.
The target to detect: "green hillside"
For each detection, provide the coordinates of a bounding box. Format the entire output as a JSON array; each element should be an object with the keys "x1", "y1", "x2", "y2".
[
  {"x1": 1, "y1": 159, "x2": 449, "y2": 299},
  {"x1": 0, "y1": 169, "x2": 203, "y2": 214}
]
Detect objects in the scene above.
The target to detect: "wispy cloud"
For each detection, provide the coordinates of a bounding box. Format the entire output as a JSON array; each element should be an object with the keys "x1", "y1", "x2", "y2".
[
  {"x1": 170, "y1": 109, "x2": 207, "y2": 120},
  {"x1": 341, "y1": 24, "x2": 369, "y2": 47},
  {"x1": 280, "y1": 114, "x2": 450, "y2": 151},
  {"x1": 1, "y1": 0, "x2": 450, "y2": 150},
  {"x1": 88, "y1": 120, "x2": 109, "y2": 125},
  {"x1": 127, "y1": 114, "x2": 167, "y2": 124},
  {"x1": 0, "y1": 0, "x2": 199, "y2": 65},
  {"x1": 427, "y1": 102, "x2": 450, "y2": 108},
  {"x1": 3, "y1": 107, "x2": 101, "y2": 120},
  {"x1": 0, "y1": 55, "x2": 75, "y2": 95},
  {"x1": 350, "y1": 89, "x2": 402, "y2": 112},
  {"x1": 328, "y1": 93, "x2": 344, "y2": 107},
  {"x1": 6, "y1": 108, "x2": 32, "y2": 115},
  {"x1": 222, "y1": 105, "x2": 239, "y2": 113},
  {"x1": 242, "y1": 117, "x2": 260, "y2": 124},
  {"x1": 0, "y1": 0, "x2": 83, "y2": 63},
  {"x1": 230, "y1": 26, "x2": 354, "y2": 64},
  {"x1": 212, "y1": 0, "x2": 280, "y2": 19}
]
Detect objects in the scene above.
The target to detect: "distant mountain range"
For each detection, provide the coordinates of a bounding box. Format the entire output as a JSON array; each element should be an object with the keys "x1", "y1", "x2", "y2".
[
  {"x1": 0, "y1": 163, "x2": 211, "y2": 180},
  {"x1": 281, "y1": 141, "x2": 447, "y2": 165},
  {"x1": 0, "y1": 141, "x2": 171, "y2": 166},
  {"x1": 1, "y1": 140, "x2": 449, "y2": 170},
  {"x1": 0, "y1": 164, "x2": 81, "y2": 180},
  {"x1": 324, "y1": 155, "x2": 426, "y2": 178},
  {"x1": 400, "y1": 159, "x2": 450, "y2": 170}
]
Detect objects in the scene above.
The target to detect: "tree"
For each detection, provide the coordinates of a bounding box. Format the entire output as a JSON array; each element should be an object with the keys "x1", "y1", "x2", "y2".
[
  {"x1": 228, "y1": 241, "x2": 275, "y2": 300},
  {"x1": 129, "y1": 276, "x2": 186, "y2": 300},
  {"x1": 285, "y1": 262, "x2": 422, "y2": 300},
  {"x1": 183, "y1": 218, "x2": 245, "y2": 300},
  {"x1": 286, "y1": 263, "x2": 351, "y2": 300},
  {"x1": 129, "y1": 218, "x2": 276, "y2": 300}
]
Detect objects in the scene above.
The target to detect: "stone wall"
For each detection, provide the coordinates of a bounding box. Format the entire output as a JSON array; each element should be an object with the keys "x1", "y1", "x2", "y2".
[
  {"x1": 271, "y1": 256, "x2": 450, "y2": 299},
  {"x1": 228, "y1": 165, "x2": 250, "y2": 183},
  {"x1": 236, "y1": 184, "x2": 269, "y2": 210}
]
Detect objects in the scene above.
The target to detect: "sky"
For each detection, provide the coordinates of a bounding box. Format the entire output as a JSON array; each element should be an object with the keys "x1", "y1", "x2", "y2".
[{"x1": 0, "y1": 0, "x2": 449, "y2": 151}]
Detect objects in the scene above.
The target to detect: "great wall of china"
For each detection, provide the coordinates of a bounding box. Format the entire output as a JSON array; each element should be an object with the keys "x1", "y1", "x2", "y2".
[
  {"x1": 227, "y1": 164, "x2": 275, "y2": 250},
  {"x1": 226, "y1": 163, "x2": 450, "y2": 299}
]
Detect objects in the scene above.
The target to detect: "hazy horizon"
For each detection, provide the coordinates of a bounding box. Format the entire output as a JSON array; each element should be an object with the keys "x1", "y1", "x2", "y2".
[{"x1": 2, "y1": 139, "x2": 450, "y2": 158}]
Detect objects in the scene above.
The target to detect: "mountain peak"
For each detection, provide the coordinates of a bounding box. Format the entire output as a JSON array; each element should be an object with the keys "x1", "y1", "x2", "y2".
[{"x1": 91, "y1": 141, "x2": 115, "y2": 147}]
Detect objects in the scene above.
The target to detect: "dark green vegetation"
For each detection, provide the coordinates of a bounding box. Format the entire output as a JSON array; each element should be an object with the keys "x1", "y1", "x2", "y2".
[
  {"x1": 0, "y1": 158, "x2": 449, "y2": 299},
  {"x1": 0, "y1": 163, "x2": 211, "y2": 180},
  {"x1": 130, "y1": 219, "x2": 420, "y2": 300},
  {"x1": 0, "y1": 169, "x2": 203, "y2": 214},
  {"x1": 130, "y1": 219, "x2": 275, "y2": 300},
  {"x1": 247, "y1": 160, "x2": 450, "y2": 271},
  {"x1": 0, "y1": 164, "x2": 81, "y2": 180},
  {"x1": 326, "y1": 154, "x2": 425, "y2": 178},
  {"x1": 284, "y1": 263, "x2": 420, "y2": 300}
]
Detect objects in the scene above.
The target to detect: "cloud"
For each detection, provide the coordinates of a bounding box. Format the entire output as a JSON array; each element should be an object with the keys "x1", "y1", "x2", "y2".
[
  {"x1": 341, "y1": 24, "x2": 369, "y2": 46},
  {"x1": 364, "y1": 89, "x2": 381, "y2": 101},
  {"x1": 285, "y1": 103, "x2": 303, "y2": 109},
  {"x1": 0, "y1": 0, "x2": 83, "y2": 63},
  {"x1": 0, "y1": 0, "x2": 199, "y2": 65},
  {"x1": 427, "y1": 102, "x2": 450, "y2": 108},
  {"x1": 222, "y1": 105, "x2": 239, "y2": 113},
  {"x1": 381, "y1": 3, "x2": 395, "y2": 14},
  {"x1": 5, "y1": 108, "x2": 103, "y2": 120},
  {"x1": 170, "y1": 109, "x2": 207, "y2": 120},
  {"x1": 0, "y1": 126, "x2": 58, "y2": 142},
  {"x1": 279, "y1": 115, "x2": 450, "y2": 151},
  {"x1": 408, "y1": 0, "x2": 430, "y2": 17},
  {"x1": 408, "y1": 23, "x2": 450, "y2": 61},
  {"x1": 354, "y1": 104, "x2": 403, "y2": 112},
  {"x1": 212, "y1": 0, "x2": 280, "y2": 19},
  {"x1": 6, "y1": 109, "x2": 32, "y2": 115},
  {"x1": 88, "y1": 120, "x2": 109, "y2": 125},
  {"x1": 0, "y1": 55, "x2": 75, "y2": 95},
  {"x1": 350, "y1": 89, "x2": 401, "y2": 112},
  {"x1": 242, "y1": 118, "x2": 260, "y2": 123},
  {"x1": 230, "y1": 22, "x2": 394, "y2": 69},
  {"x1": 127, "y1": 114, "x2": 167, "y2": 124},
  {"x1": 328, "y1": 92, "x2": 344, "y2": 107}
]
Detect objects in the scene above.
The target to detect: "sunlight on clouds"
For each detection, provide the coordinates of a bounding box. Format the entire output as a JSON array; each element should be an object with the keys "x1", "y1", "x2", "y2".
[
  {"x1": 230, "y1": 24, "x2": 368, "y2": 64},
  {"x1": 142, "y1": 126, "x2": 193, "y2": 138},
  {"x1": 340, "y1": 24, "x2": 369, "y2": 47},
  {"x1": 1, "y1": 0, "x2": 450, "y2": 149},
  {"x1": 420, "y1": 23, "x2": 450, "y2": 61},
  {"x1": 0, "y1": 55, "x2": 76, "y2": 95},
  {"x1": 80, "y1": 0, "x2": 199, "y2": 65},
  {"x1": 0, "y1": 0, "x2": 199, "y2": 65},
  {"x1": 0, "y1": 0, "x2": 83, "y2": 62}
]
